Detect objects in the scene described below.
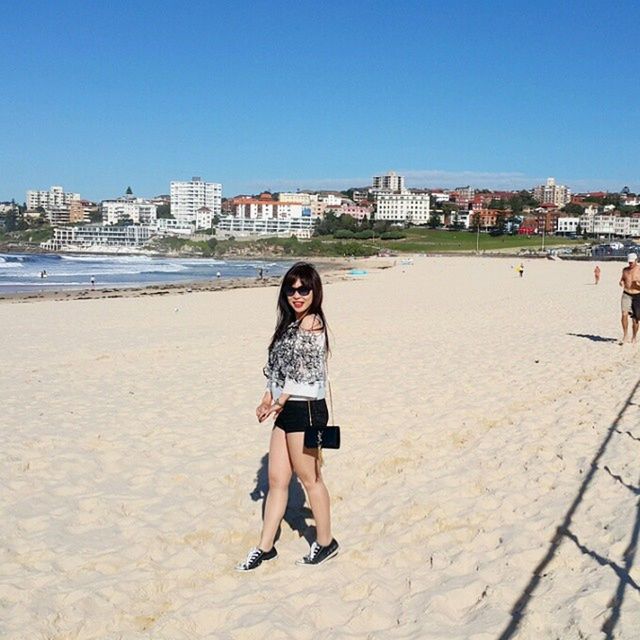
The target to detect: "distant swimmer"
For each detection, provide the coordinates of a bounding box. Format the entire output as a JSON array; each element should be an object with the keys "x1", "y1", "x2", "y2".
[
  {"x1": 594, "y1": 265, "x2": 601, "y2": 285},
  {"x1": 618, "y1": 253, "x2": 640, "y2": 344},
  {"x1": 516, "y1": 262, "x2": 524, "y2": 278}
]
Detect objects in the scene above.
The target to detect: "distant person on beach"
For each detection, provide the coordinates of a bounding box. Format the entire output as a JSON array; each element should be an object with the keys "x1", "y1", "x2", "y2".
[
  {"x1": 90, "y1": 276, "x2": 95, "y2": 289},
  {"x1": 216, "y1": 271, "x2": 221, "y2": 279},
  {"x1": 517, "y1": 262, "x2": 524, "y2": 278},
  {"x1": 258, "y1": 267, "x2": 264, "y2": 280},
  {"x1": 594, "y1": 265, "x2": 601, "y2": 285},
  {"x1": 619, "y1": 253, "x2": 640, "y2": 344},
  {"x1": 236, "y1": 262, "x2": 338, "y2": 571}
]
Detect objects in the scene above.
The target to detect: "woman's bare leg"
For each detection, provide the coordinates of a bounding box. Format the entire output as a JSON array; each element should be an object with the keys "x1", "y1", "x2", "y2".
[
  {"x1": 258, "y1": 427, "x2": 292, "y2": 550},
  {"x1": 287, "y1": 432, "x2": 332, "y2": 546}
]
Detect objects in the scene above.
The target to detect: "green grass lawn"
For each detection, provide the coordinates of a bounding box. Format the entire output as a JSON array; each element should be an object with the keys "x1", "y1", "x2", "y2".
[{"x1": 377, "y1": 229, "x2": 586, "y2": 253}]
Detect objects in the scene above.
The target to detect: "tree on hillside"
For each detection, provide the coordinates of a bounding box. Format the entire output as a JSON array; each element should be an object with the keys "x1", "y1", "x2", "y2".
[
  {"x1": 156, "y1": 204, "x2": 173, "y2": 219},
  {"x1": 562, "y1": 202, "x2": 584, "y2": 215},
  {"x1": 427, "y1": 212, "x2": 441, "y2": 229},
  {"x1": 126, "y1": 186, "x2": 133, "y2": 195}
]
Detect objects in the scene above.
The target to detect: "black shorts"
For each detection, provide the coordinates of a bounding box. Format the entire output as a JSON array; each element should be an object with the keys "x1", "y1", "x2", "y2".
[{"x1": 274, "y1": 399, "x2": 329, "y2": 433}]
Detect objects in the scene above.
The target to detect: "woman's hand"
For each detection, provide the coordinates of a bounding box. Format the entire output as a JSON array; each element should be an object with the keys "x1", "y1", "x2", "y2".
[
  {"x1": 256, "y1": 390, "x2": 273, "y2": 421},
  {"x1": 256, "y1": 400, "x2": 272, "y2": 421},
  {"x1": 258, "y1": 402, "x2": 284, "y2": 423}
]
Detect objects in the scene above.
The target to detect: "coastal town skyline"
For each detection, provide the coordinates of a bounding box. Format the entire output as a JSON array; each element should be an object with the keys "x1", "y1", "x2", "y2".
[{"x1": 2, "y1": 1, "x2": 640, "y2": 200}]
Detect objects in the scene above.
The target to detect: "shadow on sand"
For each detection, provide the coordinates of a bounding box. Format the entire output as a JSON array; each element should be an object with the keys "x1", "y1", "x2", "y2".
[
  {"x1": 566, "y1": 332, "x2": 619, "y2": 343},
  {"x1": 250, "y1": 453, "x2": 315, "y2": 545},
  {"x1": 498, "y1": 378, "x2": 640, "y2": 639}
]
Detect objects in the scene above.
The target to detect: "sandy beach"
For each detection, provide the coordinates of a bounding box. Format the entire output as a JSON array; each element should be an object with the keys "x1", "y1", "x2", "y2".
[{"x1": 2, "y1": 255, "x2": 639, "y2": 639}]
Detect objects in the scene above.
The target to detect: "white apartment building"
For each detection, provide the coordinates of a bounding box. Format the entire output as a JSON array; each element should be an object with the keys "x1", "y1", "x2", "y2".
[
  {"x1": 372, "y1": 171, "x2": 405, "y2": 193},
  {"x1": 170, "y1": 177, "x2": 222, "y2": 228},
  {"x1": 231, "y1": 198, "x2": 307, "y2": 220},
  {"x1": 584, "y1": 214, "x2": 640, "y2": 237},
  {"x1": 374, "y1": 192, "x2": 430, "y2": 225},
  {"x1": 101, "y1": 197, "x2": 157, "y2": 225},
  {"x1": 27, "y1": 185, "x2": 80, "y2": 211},
  {"x1": 556, "y1": 217, "x2": 581, "y2": 234},
  {"x1": 454, "y1": 210, "x2": 472, "y2": 229},
  {"x1": 278, "y1": 192, "x2": 315, "y2": 205},
  {"x1": 534, "y1": 178, "x2": 571, "y2": 207},
  {"x1": 0, "y1": 203, "x2": 18, "y2": 214}
]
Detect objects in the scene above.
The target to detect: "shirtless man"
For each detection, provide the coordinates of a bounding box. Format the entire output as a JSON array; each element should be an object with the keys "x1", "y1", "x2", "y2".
[{"x1": 619, "y1": 253, "x2": 640, "y2": 343}]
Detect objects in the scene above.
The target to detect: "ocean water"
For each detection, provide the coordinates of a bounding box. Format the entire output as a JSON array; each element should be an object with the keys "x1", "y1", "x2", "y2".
[{"x1": 0, "y1": 253, "x2": 291, "y2": 293}]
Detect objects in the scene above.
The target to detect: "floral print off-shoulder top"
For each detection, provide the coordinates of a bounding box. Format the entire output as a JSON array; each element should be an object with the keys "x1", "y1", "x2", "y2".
[{"x1": 263, "y1": 320, "x2": 327, "y2": 400}]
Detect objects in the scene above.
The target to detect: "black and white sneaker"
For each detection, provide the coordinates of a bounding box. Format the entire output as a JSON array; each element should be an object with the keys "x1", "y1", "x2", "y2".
[
  {"x1": 296, "y1": 538, "x2": 339, "y2": 566},
  {"x1": 235, "y1": 546, "x2": 277, "y2": 571}
]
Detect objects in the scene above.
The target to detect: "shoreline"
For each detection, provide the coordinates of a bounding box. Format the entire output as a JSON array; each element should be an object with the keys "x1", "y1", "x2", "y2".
[{"x1": 0, "y1": 256, "x2": 394, "y2": 304}]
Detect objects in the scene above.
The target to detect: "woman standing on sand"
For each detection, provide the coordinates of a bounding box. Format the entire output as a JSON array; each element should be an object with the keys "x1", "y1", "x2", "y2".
[{"x1": 236, "y1": 262, "x2": 339, "y2": 571}]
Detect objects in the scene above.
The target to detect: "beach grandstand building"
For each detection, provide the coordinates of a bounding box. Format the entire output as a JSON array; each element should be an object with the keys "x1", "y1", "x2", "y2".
[{"x1": 41, "y1": 225, "x2": 153, "y2": 251}]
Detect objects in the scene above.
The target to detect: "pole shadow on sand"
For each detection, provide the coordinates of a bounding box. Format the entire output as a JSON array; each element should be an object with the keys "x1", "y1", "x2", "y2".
[
  {"x1": 499, "y1": 378, "x2": 640, "y2": 640},
  {"x1": 566, "y1": 332, "x2": 619, "y2": 343},
  {"x1": 250, "y1": 454, "x2": 315, "y2": 545}
]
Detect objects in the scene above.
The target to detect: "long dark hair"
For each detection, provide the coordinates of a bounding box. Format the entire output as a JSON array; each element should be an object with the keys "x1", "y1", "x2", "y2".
[{"x1": 269, "y1": 262, "x2": 329, "y2": 352}]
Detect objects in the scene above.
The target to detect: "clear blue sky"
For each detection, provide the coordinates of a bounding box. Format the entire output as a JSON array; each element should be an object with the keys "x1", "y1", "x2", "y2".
[{"x1": 2, "y1": 0, "x2": 639, "y2": 202}]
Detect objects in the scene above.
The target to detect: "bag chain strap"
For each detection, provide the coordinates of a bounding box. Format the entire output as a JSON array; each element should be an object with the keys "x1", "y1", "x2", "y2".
[{"x1": 307, "y1": 400, "x2": 322, "y2": 449}]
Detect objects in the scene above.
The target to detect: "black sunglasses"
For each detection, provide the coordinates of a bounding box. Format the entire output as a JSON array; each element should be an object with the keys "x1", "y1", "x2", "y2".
[{"x1": 284, "y1": 285, "x2": 311, "y2": 297}]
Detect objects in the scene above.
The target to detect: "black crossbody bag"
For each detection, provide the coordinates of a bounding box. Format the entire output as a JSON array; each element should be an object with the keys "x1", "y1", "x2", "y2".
[{"x1": 304, "y1": 382, "x2": 341, "y2": 450}]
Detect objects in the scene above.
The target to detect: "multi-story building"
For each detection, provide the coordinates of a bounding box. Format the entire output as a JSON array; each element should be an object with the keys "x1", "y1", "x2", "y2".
[
  {"x1": 556, "y1": 217, "x2": 581, "y2": 235},
  {"x1": 309, "y1": 193, "x2": 344, "y2": 218},
  {"x1": 451, "y1": 186, "x2": 475, "y2": 208},
  {"x1": 372, "y1": 171, "x2": 405, "y2": 193},
  {"x1": 374, "y1": 192, "x2": 430, "y2": 225},
  {"x1": 471, "y1": 209, "x2": 503, "y2": 230},
  {"x1": 170, "y1": 177, "x2": 221, "y2": 228},
  {"x1": 584, "y1": 213, "x2": 640, "y2": 237},
  {"x1": 223, "y1": 193, "x2": 313, "y2": 237},
  {"x1": 69, "y1": 200, "x2": 96, "y2": 223},
  {"x1": 101, "y1": 197, "x2": 157, "y2": 225},
  {"x1": 230, "y1": 194, "x2": 307, "y2": 221},
  {"x1": 27, "y1": 186, "x2": 80, "y2": 211},
  {"x1": 0, "y1": 202, "x2": 18, "y2": 215},
  {"x1": 351, "y1": 190, "x2": 370, "y2": 203},
  {"x1": 278, "y1": 192, "x2": 314, "y2": 205},
  {"x1": 534, "y1": 177, "x2": 571, "y2": 207}
]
